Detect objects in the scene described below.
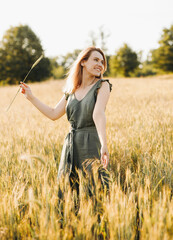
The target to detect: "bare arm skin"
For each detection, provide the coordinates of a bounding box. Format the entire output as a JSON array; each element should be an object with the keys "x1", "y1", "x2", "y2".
[
  {"x1": 93, "y1": 81, "x2": 111, "y2": 168},
  {"x1": 20, "y1": 82, "x2": 66, "y2": 121}
]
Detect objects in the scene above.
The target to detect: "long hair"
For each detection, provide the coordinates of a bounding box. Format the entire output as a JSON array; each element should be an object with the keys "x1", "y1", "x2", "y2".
[{"x1": 63, "y1": 47, "x2": 107, "y2": 94}]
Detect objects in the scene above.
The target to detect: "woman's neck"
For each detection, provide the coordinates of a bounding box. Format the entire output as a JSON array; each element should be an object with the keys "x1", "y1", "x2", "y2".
[{"x1": 81, "y1": 72, "x2": 97, "y2": 88}]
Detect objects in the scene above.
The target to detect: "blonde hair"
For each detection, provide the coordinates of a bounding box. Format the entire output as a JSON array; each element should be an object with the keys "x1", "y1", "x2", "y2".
[{"x1": 63, "y1": 47, "x2": 107, "y2": 94}]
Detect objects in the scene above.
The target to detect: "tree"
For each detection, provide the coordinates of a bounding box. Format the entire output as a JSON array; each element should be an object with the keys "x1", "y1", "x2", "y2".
[
  {"x1": 104, "y1": 55, "x2": 111, "y2": 77},
  {"x1": 0, "y1": 25, "x2": 51, "y2": 84},
  {"x1": 135, "y1": 60, "x2": 157, "y2": 77},
  {"x1": 88, "y1": 31, "x2": 97, "y2": 47},
  {"x1": 98, "y1": 25, "x2": 110, "y2": 54},
  {"x1": 87, "y1": 26, "x2": 111, "y2": 76},
  {"x1": 87, "y1": 25, "x2": 110, "y2": 54},
  {"x1": 151, "y1": 25, "x2": 173, "y2": 72},
  {"x1": 60, "y1": 49, "x2": 81, "y2": 69},
  {"x1": 49, "y1": 57, "x2": 66, "y2": 79},
  {"x1": 109, "y1": 43, "x2": 140, "y2": 77},
  {"x1": 48, "y1": 49, "x2": 82, "y2": 80}
]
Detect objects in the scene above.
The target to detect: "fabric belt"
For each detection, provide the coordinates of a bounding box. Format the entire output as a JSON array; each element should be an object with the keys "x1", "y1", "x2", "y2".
[{"x1": 68, "y1": 125, "x2": 97, "y2": 174}]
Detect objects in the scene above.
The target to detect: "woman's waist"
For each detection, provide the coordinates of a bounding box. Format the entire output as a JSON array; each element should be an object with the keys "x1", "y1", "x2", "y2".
[{"x1": 70, "y1": 125, "x2": 97, "y2": 132}]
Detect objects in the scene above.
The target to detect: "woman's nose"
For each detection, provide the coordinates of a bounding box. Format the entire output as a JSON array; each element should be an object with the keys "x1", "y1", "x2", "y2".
[{"x1": 97, "y1": 61, "x2": 103, "y2": 68}]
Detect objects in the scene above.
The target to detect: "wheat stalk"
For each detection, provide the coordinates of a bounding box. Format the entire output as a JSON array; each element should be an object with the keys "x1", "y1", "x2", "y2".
[{"x1": 6, "y1": 54, "x2": 44, "y2": 112}]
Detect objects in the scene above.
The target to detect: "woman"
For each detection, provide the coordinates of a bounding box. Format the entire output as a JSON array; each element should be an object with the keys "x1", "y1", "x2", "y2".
[{"x1": 20, "y1": 47, "x2": 112, "y2": 187}]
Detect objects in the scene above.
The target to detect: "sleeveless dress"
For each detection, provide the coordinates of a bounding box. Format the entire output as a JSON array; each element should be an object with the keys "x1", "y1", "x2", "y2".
[{"x1": 57, "y1": 79, "x2": 112, "y2": 180}]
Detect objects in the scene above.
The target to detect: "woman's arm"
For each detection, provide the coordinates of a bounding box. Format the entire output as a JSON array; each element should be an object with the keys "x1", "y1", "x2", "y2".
[
  {"x1": 93, "y1": 81, "x2": 111, "y2": 168},
  {"x1": 20, "y1": 82, "x2": 66, "y2": 121}
]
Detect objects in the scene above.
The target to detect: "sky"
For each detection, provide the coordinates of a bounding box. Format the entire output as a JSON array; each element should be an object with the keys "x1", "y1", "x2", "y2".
[{"x1": 1, "y1": 0, "x2": 173, "y2": 61}]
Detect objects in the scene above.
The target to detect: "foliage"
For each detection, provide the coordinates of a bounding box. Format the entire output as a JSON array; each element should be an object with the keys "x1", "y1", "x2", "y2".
[
  {"x1": 151, "y1": 25, "x2": 173, "y2": 72},
  {"x1": 0, "y1": 25, "x2": 51, "y2": 84},
  {"x1": 48, "y1": 49, "x2": 82, "y2": 80},
  {"x1": 109, "y1": 43, "x2": 140, "y2": 77},
  {"x1": 104, "y1": 55, "x2": 111, "y2": 77},
  {"x1": 50, "y1": 48, "x2": 111, "y2": 79},
  {"x1": 49, "y1": 57, "x2": 66, "y2": 79},
  {"x1": 135, "y1": 60, "x2": 157, "y2": 77},
  {"x1": 0, "y1": 77, "x2": 173, "y2": 239},
  {"x1": 60, "y1": 49, "x2": 81, "y2": 70},
  {"x1": 52, "y1": 66, "x2": 66, "y2": 79}
]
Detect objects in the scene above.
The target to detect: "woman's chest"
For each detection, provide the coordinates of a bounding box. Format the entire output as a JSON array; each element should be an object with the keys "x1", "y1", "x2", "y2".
[{"x1": 66, "y1": 93, "x2": 96, "y2": 118}]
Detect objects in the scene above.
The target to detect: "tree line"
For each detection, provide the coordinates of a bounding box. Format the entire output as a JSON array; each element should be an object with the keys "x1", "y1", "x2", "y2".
[{"x1": 0, "y1": 24, "x2": 173, "y2": 85}]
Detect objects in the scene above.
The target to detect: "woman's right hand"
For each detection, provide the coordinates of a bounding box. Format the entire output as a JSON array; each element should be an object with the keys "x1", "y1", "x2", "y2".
[
  {"x1": 20, "y1": 82, "x2": 34, "y2": 101},
  {"x1": 100, "y1": 145, "x2": 109, "y2": 168}
]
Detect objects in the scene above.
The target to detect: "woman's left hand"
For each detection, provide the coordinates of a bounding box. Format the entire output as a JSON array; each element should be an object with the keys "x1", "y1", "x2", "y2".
[{"x1": 100, "y1": 145, "x2": 109, "y2": 168}]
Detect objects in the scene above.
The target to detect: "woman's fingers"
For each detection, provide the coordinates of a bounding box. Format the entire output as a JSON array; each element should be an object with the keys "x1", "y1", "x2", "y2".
[
  {"x1": 100, "y1": 146, "x2": 109, "y2": 168},
  {"x1": 20, "y1": 82, "x2": 30, "y2": 96},
  {"x1": 20, "y1": 84, "x2": 25, "y2": 94},
  {"x1": 21, "y1": 88, "x2": 25, "y2": 94},
  {"x1": 20, "y1": 82, "x2": 28, "y2": 88},
  {"x1": 101, "y1": 153, "x2": 109, "y2": 168},
  {"x1": 20, "y1": 87, "x2": 26, "y2": 94}
]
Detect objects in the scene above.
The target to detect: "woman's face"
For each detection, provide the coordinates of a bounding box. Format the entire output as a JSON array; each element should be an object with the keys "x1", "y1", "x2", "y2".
[{"x1": 82, "y1": 51, "x2": 104, "y2": 77}]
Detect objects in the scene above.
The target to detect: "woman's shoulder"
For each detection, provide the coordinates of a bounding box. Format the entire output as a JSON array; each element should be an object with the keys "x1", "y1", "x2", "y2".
[{"x1": 96, "y1": 79, "x2": 112, "y2": 92}]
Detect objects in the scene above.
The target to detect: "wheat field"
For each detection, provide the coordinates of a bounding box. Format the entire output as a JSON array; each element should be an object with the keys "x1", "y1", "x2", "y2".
[{"x1": 0, "y1": 76, "x2": 173, "y2": 240}]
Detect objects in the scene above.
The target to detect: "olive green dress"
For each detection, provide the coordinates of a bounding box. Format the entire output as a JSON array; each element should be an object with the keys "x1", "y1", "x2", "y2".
[{"x1": 57, "y1": 79, "x2": 112, "y2": 180}]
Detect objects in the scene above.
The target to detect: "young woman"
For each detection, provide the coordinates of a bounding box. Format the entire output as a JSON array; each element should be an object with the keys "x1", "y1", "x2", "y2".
[{"x1": 20, "y1": 47, "x2": 112, "y2": 186}]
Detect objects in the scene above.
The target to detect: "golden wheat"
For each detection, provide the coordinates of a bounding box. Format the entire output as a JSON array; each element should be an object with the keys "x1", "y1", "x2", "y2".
[{"x1": 0, "y1": 76, "x2": 173, "y2": 239}]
